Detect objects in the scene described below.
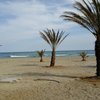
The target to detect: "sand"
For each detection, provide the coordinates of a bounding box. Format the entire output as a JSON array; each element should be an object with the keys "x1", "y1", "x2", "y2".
[{"x1": 0, "y1": 56, "x2": 100, "y2": 100}]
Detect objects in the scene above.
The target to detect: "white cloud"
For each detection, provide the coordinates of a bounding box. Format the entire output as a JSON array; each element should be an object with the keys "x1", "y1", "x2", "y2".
[
  {"x1": 0, "y1": 0, "x2": 95, "y2": 52},
  {"x1": 0, "y1": 0, "x2": 76, "y2": 37}
]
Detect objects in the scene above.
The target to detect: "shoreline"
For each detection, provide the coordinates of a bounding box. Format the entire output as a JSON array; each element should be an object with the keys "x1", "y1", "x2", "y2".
[
  {"x1": 0, "y1": 50, "x2": 95, "y2": 59},
  {"x1": 0, "y1": 54, "x2": 95, "y2": 59}
]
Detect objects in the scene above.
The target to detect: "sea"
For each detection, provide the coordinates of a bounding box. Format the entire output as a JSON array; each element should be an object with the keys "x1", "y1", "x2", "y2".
[{"x1": 0, "y1": 50, "x2": 95, "y2": 58}]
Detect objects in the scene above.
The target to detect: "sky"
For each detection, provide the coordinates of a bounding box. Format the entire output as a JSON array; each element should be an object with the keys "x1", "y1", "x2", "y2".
[{"x1": 0, "y1": 0, "x2": 95, "y2": 52}]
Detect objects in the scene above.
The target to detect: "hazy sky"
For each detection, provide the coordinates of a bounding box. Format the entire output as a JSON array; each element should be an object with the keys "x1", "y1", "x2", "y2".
[{"x1": 0, "y1": 0, "x2": 95, "y2": 52}]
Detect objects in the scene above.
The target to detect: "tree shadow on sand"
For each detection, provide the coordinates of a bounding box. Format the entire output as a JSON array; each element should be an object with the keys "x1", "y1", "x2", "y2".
[
  {"x1": 13, "y1": 72, "x2": 82, "y2": 79},
  {"x1": 81, "y1": 76, "x2": 100, "y2": 85},
  {"x1": 20, "y1": 64, "x2": 40, "y2": 67},
  {"x1": 81, "y1": 66, "x2": 96, "y2": 68},
  {"x1": 19, "y1": 63, "x2": 66, "y2": 69},
  {"x1": 8, "y1": 71, "x2": 100, "y2": 84}
]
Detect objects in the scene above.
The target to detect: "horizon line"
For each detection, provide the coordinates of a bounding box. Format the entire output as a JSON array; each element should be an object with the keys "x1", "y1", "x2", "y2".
[{"x1": 0, "y1": 49, "x2": 94, "y2": 53}]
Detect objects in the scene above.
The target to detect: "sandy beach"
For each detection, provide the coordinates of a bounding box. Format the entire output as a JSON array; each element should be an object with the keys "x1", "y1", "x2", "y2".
[{"x1": 0, "y1": 56, "x2": 100, "y2": 100}]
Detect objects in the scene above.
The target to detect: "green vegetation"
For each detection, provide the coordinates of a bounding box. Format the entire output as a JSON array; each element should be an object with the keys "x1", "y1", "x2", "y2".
[
  {"x1": 40, "y1": 29, "x2": 68, "y2": 67},
  {"x1": 80, "y1": 52, "x2": 88, "y2": 61},
  {"x1": 62, "y1": 0, "x2": 100, "y2": 76},
  {"x1": 37, "y1": 50, "x2": 45, "y2": 62}
]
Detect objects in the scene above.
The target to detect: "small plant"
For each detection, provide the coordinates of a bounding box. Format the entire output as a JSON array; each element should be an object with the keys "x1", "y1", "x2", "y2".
[
  {"x1": 80, "y1": 52, "x2": 88, "y2": 61},
  {"x1": 37, "y1": 49, "x2": 45, "y2": 62}
]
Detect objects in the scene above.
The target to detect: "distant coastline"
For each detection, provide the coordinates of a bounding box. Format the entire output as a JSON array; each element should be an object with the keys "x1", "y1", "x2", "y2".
[{"x1": 0, "y1": 50, "x2": 95, "y2": 58}]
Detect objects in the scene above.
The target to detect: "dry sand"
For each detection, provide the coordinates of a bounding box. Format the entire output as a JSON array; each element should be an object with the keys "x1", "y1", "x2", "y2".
[{"x1": 0, "y1": 56, "x2": 100, "y2": 100}]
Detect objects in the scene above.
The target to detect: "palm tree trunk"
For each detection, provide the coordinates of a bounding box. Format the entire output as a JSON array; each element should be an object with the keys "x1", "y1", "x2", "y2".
[
  {"x1": 95, "y1": 40, "x2": 100, "y2": 76},
  {"x1": 50, "y1": 47, "x2": 55, "y2": 67},
  {"x1": 82, "y1": 57, "x2": 86, "y2": 61},
  {"x1": 40, "y1": 56, "x2": 43, "y2": 62}
]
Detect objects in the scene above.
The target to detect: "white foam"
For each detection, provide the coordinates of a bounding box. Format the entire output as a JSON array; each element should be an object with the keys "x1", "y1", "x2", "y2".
[
  {"x1": 10, "y1": 55, "x2": 28, "y2": 58},
  {"x1": 56, "y1": 54, "x2": 67, "y2": 57}
]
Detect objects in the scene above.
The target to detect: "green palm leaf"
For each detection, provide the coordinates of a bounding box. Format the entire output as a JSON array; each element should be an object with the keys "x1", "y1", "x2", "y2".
[
  {"x1": 40, "y1": 29, "x2": 68, "y2": 66},
  {"x1": 62, "y1": 0, "x2": 100, "y2": 38},
  {"x1": 40, "y1": 29, "x2": 68, "y2": 49},
  {"x1": 61, "y1": 0, "x2": 100, "y2": 76}
]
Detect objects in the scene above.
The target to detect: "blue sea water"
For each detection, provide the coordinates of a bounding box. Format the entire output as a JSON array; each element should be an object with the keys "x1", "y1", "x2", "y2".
[{"x1": 0, "y1": 50, "x2": 95, "y2": 58}]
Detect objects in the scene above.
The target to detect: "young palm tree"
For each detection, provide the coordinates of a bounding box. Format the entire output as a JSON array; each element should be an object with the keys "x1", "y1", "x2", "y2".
[
  {"x1": 62, "y1": 0, "x2": 100, "y2": 76},
  {"x1": 37, "y1": 50, "x2": 45, "y2": 62},
  {"x1": 80, "y1": 51, "x2": 88, "y2": 61},
  {"x1": 40, "y1": 29, "x2": 68, "y2": 67}
]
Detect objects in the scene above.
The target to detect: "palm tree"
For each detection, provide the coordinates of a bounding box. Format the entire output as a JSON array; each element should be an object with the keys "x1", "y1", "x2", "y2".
[
  {"x1": 40, "y1": 29, "x2": 68, "y2": 67},
  {"x1": 37, "y1": 49, "x2": 45, "y2": 62},
  {"x1": 62, "y1": 0, "x2": 100, "y2": 76},
  {"x1": 80, "y1": 51, "x2": 88, "y2": 61}
]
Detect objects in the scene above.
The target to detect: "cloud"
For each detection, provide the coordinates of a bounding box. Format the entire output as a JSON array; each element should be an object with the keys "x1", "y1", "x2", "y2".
[
  {"x1": 0, "y1": 0, "x2": 76, "y2": 37},
  {"x1": 0, "y1": 0, "x2": 95, "y2": 52}
]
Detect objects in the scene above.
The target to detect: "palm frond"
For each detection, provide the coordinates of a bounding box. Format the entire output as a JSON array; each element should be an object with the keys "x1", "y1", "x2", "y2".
[
  {"x1": 80, "y1": 51, "x2": 87, "y2": 57},
  {"x1": 40, "y1": 32, "x2": 52, "y2": 47},
  {"x1": 40, "y1": 29, "x2": 68, "y2": 49},
  {"x1": 63, "y1": 11, "x2": 96, "y2": 34},
  {"x1": 62, "y1": 0, "x2": 100, "y2": 37},
  {"x1": 37, "y1": 50, "x2": 45, "y2": 57}
]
